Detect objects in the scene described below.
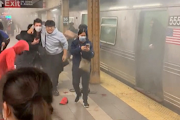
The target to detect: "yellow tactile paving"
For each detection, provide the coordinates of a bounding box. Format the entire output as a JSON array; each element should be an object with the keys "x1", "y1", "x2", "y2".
[{"x1": 100, "y1": 71, "x2": 180, "y2": 120}]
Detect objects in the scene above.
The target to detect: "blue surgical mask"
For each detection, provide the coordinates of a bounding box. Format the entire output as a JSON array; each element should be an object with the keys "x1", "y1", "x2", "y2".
[{"x1": 79, "y1": 36, "x2": 86, "y2": 42}]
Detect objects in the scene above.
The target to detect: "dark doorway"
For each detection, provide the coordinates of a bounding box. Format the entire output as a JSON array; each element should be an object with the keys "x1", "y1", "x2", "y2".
[{"x1": 136, "y1": 10, "x2": 168, "y2": 102}]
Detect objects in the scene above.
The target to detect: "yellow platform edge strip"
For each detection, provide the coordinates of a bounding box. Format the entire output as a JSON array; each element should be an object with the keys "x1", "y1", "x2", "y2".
[{"x1": 100, "y1": 71, "x2": 180, "y2": 120}]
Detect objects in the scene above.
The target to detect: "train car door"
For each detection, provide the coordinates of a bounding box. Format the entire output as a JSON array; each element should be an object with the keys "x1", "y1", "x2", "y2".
[{"x1": 136, "y1": 10, "x2": 168, "y2": 102}]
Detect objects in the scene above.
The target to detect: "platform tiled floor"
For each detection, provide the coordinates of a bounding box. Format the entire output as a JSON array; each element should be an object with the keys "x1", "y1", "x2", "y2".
[{"x1": 52, "y1": 66, "x2": 147, "y2": 120}]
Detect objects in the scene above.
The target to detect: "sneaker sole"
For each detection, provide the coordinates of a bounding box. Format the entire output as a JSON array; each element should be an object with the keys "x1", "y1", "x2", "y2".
[
  {"x1": 84, "y1": 106, "x2": 89, "y2": 108},
  {"x1": 83, "y1": 103, "x2": 89, "y2": 108}
]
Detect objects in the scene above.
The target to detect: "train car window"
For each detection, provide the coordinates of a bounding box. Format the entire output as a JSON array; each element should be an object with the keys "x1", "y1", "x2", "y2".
[
  {"x1": 101, "y1": 19, "x2": 117, "y2": 25},
  {"x1": 100, "y1": 17, "x2": 117, "y2": 45},
  {"x1": 81, "y1": 14, "x2": 88, "y2": 25}
]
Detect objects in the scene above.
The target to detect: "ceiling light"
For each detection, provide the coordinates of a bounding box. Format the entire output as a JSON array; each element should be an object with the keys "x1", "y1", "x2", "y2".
[
  {"x1": 51, "y1": 9, "x2": 57, "y2": 12},
  {"x1": 109, "y1": 6, "x2": 128, "y2": 10},
  {"x1": 133, "y1": 3, "x2": 161, "y2": 8}
]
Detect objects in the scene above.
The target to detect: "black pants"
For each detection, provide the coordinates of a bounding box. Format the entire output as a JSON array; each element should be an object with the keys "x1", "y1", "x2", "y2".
[
  {"x1": 72, "y1": 68, "x2": 90, "y2": 102},
  {"x1": 44, "y1": 52, "x2": 63, "y2": 91}
]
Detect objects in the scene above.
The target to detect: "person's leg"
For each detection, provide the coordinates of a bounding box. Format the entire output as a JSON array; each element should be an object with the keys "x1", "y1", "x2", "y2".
[
  {"x1": 72, "y1": 68, "x2": 81, "y2": 102},
  {"x1": 51, "y1": 69, "x2": 60, "y2": 96},
  {"x1": 50, "y1": 53, "x2": 63, "y2": 96},
  {"x1": 81, "y1": 70, "x2": 90, "y2": 107}
]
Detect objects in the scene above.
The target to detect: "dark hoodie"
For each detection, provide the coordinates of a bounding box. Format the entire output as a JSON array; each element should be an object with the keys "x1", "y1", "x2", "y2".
[
  {"x1": 70, "y1": 38, "x2": 94, "y2": 70},
  {"x1": 0, "y1": 40, "x2": 29, "y2": 79}
]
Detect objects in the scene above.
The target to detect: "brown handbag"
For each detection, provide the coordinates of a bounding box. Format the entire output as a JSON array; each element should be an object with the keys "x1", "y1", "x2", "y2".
[{"x1": 79, "y1": 58, "x2": 90, "y2": 72}]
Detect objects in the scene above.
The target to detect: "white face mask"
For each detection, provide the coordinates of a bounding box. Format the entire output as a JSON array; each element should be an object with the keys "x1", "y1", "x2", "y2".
[
  {"x1": 79, "y1": 36, "x2": 86, "y2": 42},
  {"x1": 35, "y1": 26, "x2": 42, "y2": 32}
]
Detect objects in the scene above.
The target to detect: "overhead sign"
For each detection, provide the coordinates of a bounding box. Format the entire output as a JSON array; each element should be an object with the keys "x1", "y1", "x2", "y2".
[
  {"x1": 168, "y1": 16, "x2": 180, "y2": 26},
  {"x1": 0, "y1": 0, "x2": 43, "y2": 8},
  {"x1": 63, "y1": 17, "x2": 69, "y2": 24}
]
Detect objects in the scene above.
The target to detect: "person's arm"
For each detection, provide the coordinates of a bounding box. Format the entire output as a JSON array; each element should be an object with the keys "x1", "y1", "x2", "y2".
[
  {"x1": 59, "y1": 33, "x2": 68, "y2": 62},
  {"x1": 16, "y1": 34, "x2": 21, "y2": 40},
  {"x1": 6, "y1": 52, "x2": 15, "y2": 71},
  {"x1": 82, "y1": 42, "x2": 94, "y2": 60},
  {"x1": 0, "y1": 30, "x2": 10, "y2": 50},
  {"x1": 23, "y1": 33, "x2": 39, "y2": 50},
  {"x1": 70, "y1": 40, "x2": 81, "y2": 55},
  {"x1": 2, "y1": 38, "x2": 10, "y2": 50}
]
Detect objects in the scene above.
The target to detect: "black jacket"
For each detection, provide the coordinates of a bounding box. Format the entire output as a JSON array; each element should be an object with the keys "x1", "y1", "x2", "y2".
[
  {"x1": 70, "y1": 38, "x2": 94, "y2": 69},
  {"x1": 0, "y1": 22, "x2": 4, "y2": 30},
  {"x1": 15, "y1": 31, "x2": 41, "y2": 66}
]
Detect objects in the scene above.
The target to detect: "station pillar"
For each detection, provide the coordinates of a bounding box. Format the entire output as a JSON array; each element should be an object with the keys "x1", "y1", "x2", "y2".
[
  {"x1": 60, "y1": 0, "x2": 69, "y2": 32},
  {"x1": 47, "y1": 11, "x2": 52, "y2": 20},
  {"x1": 88, "y1": 0, "x2": 100, "y2": 84}
]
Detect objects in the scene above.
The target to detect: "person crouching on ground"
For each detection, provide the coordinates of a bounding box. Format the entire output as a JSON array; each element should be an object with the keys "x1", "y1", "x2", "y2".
[
  {"x1": 0, "y1": 40, "x2": 29, "y2": 79},
  {"x1": 70, "y1": 28, "x2": 94, "y2": 108}
]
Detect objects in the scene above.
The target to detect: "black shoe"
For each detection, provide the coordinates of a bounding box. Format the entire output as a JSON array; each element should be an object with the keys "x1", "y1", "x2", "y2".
[
  {"x1": 53, "y1": 90, "x2": 59, "y2": 96},
  {"x1": 83, "y1": 102, "x2": 89, "y2": 108},
  {"x1": 75, "y1": 94, "x2": 81, "y2": 103}
]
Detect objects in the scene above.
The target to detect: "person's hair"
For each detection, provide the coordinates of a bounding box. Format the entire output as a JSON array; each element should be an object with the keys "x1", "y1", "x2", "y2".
[
  {"x1": 27, "y1": 24, "x2": 33, "y2": 30},
  {"x1": 45, "y1": 20, "x2": 55, "y2": 27},
  {"x1": 78, "y1": 24, "x2": 87, "y2": 30},
  {"x1": 78, "y1": 28, "x2": 87, "y2": 35},
  {"x1": 78, "y1": 24, "x2": 88, "y2": 37},
  {"x1": 33, "y1": 18, "x2": 42, "y2": 25},
  {"x1": 1, "y1": 67, "x2": 53, "y2": 120}
]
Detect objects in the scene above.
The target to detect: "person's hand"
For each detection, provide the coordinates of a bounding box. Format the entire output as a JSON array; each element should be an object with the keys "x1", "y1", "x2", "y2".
[
  {"x1": 31, "y1": 39, "x2": 39, "y2": 45},
  {"x1": 1, "y1": 42, "x2": 5, "y2": 47},
  {"x1": 62, "y1": 54, "x2": 67, "y2": 62},
  {"x1": 85, "y1": 47, "x2": 90, "y2": 52},
  {"x1": 27, "y1": 26, "x2": 34, "y2": 34},
  {"x1": 81, "y1": 46, "x2": 86, "y2": 51}
]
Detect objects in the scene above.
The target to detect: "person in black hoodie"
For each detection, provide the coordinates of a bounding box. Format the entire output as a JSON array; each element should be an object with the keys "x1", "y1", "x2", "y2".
[
  {"x1": 15, "y1": 24, "x2": 33, "y2": 68},
  {"x1": 16, "y1": 24, "x2": 33, "y2": 40},
  {"x1": 70, "y1": 28, "x2": 94, "y2": 108},
  {"x1": 16, "y1": 18, "x2": 43, "y2": 68}
]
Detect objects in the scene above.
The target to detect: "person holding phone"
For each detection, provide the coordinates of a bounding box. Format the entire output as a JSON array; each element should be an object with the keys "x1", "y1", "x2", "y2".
[{"x1": 71, "y1": 28, "x2": 94, "y2": 108}]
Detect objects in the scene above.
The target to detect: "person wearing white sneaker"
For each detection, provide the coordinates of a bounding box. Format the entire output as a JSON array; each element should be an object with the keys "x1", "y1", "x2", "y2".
[{"x1": 71, "y1": 28, "x2": 94, "y2": 108}]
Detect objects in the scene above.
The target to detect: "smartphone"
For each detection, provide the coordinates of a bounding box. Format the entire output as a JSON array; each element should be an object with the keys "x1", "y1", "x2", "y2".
[{"x1": 86, "y1": 43, "x2": 90, "y2": 47}]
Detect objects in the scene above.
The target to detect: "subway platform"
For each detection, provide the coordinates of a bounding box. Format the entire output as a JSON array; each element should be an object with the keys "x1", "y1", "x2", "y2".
[
  {"x1": 8, "y1": 39, "x2": 180, "y2": 120},
  {"x1": 52, "y1": 64, "x2": 180, "y2": 120}
]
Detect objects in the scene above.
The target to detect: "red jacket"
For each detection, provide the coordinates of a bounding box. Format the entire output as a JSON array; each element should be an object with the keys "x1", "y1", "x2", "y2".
[{"x1": 0, "y1": 40, "x2": 29, "y2": 79}]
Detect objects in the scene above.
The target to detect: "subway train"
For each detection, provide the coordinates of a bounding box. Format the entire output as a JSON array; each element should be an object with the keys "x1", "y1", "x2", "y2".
[{"x1": 69, "y1": 0, "x2": 180, "y2": 114}]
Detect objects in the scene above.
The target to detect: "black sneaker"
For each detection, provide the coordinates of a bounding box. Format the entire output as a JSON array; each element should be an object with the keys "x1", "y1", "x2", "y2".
[
  {"x1": 53, "y1": 90, "x2": 59, "y2": 96},
  {"x1": 75, "y1": 94, "x2": 81, "y2": 103},
  {"x1": 83, "y1": 102, "x2": 89, "y2": 108}
]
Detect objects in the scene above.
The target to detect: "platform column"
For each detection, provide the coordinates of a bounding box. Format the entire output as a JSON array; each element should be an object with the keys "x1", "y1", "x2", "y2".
[
  {"x1": 88, "y1": 0, "x2": 100, "y2": 84},
  {"x1": 47, "y1": 11, "x2": 52, "y2": 20},
  {"x1": 60, "y1": 0, "x2": 69, "y2": 32}
]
